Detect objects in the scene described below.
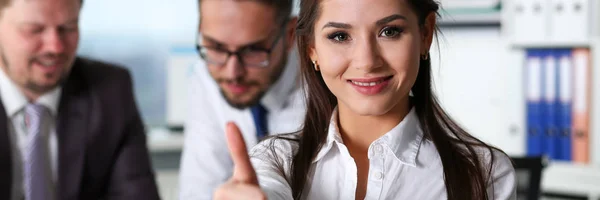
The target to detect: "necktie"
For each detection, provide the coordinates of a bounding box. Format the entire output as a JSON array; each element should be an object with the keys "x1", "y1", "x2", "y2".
[
  {"x1": 250, "y1": 104, "x2": 269, "y2": 141},
  {"x1": 24, "y1": 104, "x2": 51, "y2": 200}
]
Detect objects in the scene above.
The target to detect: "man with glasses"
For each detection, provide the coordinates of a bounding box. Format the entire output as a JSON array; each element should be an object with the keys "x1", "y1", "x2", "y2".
[{"x1": 179, "y1": 0, "x2": 304, "y2": 198}]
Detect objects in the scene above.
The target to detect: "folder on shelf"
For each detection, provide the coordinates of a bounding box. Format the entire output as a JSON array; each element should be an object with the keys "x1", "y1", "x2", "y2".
[
  {"x1": 512, "y1": 0, "x2": 550, "y2": 44},
  {"x1": 556, "y1": 49, "x2": 573, "y2": 161},
  {"x1": 542, "y1": 49, "x2": 559, "y2": 159},
  {"x1": 549, "y1": 0, "x2": 590, "y2": 43},
  {"x1": 572, "y1": 48, "x2": 591, "y2": 164},
  {"x1": 526, "y1": 49, "x2": 545, "y2": 156}
]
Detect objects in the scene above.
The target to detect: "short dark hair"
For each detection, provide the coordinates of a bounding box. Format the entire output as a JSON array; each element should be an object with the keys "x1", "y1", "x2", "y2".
[{"x1": 198, "y1": 0, "x2": 293, "y2": 24}]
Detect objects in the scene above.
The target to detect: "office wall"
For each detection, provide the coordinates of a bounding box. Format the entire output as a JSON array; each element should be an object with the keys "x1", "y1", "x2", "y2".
[
  {"x1": 77, "y1": 0, "x2": 199, "y2": 126},
  {"x1": 431, "y1": 26, "x2": 525, "y2": 156}
]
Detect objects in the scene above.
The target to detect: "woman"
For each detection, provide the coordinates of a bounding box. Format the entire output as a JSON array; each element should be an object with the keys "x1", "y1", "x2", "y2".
[{"x1": 214, "y1": 0, "x2": 516, "y2": 199}]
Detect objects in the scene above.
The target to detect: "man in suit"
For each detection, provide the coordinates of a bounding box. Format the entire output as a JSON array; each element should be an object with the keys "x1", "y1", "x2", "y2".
[{"x1": 0, "y1": 0, "x2": 160, "y2": 199}]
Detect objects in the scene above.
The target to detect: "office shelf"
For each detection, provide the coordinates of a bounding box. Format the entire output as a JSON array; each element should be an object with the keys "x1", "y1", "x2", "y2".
[
  {"x1": 509, "y1": 40, "x2": 597, "y2": 49},
  {"x1": 438, "y1": 11, "x2": 501, "y2": 26}
]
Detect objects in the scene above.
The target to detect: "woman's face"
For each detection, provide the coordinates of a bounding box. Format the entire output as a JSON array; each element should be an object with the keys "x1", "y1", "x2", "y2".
[{"x1": 309, "y1": 0, "x2": 435, "y2": 116}]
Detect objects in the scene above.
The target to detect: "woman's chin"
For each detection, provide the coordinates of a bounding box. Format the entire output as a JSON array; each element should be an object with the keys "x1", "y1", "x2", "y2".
[{"x1": 342, "y1": 100, "x2": 396, "y2": 117}]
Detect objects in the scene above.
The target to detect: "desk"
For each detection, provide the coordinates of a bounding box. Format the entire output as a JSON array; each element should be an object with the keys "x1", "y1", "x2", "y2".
[
  {"x1": 542, "y1": 161, "x2": 600, "y2": 199},
  {"x1": 147, "y1": 129, "x2": 184, "y2": 152},
  {"x1": 156, "y1": 169, "x2": 179, "y2": 200},
  {"x1": 146, "y1": 129, "x2": 184, "y2": 170}
]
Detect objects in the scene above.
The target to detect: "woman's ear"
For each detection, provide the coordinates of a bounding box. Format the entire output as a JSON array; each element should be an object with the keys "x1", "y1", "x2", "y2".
[
  {"x1": 420, "y1": 12, "x2": 436, "y2": 55},
  {"x1": 309, "y1": 45, "x2": 320, "y2": 71},
  {"x1": 309, "y1": 42, "x2": 318, "y2": 64}
]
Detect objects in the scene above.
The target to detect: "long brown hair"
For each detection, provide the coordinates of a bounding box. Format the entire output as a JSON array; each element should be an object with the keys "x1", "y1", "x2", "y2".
[{"x1": 276, "y1": 0, "x2": 505, "y2": 199}]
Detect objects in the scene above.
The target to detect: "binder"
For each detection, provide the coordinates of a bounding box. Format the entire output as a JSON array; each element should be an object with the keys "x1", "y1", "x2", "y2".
[
  {"x1": 542, "y1": 49, "x2": 559, "y2": 159},
  {"x1": 526, "y1": 49, "x2": 544, "y2": 156},
  {"x1": 513, "y1": 0, "x2": 549, "y2": 44},
  {"x1": 572, "y1": 48, "x2": 591, "y2": 163},
  {"x1": 556, "y1": 49, "x2": 573, "y2": 161},
  {"x1": 549, "y1": 0, "x2": 590, "y2": 43}
]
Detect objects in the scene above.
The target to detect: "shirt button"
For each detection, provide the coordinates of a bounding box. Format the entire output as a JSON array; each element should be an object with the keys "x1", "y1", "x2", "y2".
[
  {"x1": 374, "y1": 145, "x2": 383, "y2": 154},
  {"x1": 374, "y1": 172, "x2": 384, "y2": 180}
]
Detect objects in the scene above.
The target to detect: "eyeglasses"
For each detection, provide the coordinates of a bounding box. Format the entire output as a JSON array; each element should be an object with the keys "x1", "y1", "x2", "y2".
[{"x1": 196, "y1": 27, "x2": 285, "y2": 68}]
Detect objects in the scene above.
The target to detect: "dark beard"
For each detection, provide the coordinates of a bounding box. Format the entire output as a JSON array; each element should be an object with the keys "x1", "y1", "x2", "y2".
[
  {"x1": 24, "y1": 74, "x2": 67, "y2": 94},
  {"x1": 1, "y1": 46, "x2": 10, "y2": 70},
  {"x1": 0, "y1": 46, "x2": 68, "y2": 95},
  {"x1": 222, "y1": 89, "x2": 265, "y2": 110}
]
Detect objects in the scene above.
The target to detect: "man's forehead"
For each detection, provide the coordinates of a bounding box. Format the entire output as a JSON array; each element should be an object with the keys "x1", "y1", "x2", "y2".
[
  {"x1": 199, "y1": 1, "x2": 279, "y2": 48},
  {"x1": 200, "y1": 26, "x2": 277, "y2": 51},
  {"x1": 199, "y1": 0, "x2": 277, "y2": 30},
  {"x1": 3, "y1": 0, "x2": 80, "y2": 23},
  {"x1": 8, "y1": 0, "x2": 80, "y2": 10}
]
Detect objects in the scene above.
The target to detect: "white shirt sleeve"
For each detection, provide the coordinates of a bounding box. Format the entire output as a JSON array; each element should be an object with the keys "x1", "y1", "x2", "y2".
[
  {"x1": 250, "y1": 137, "x2": 297, "y2": 200},
  {"x1": 179, "y1": 71, "x2": 232, "y2": 200},
  {"x1": 487, "y1": 149, "x2": 518, "y2": 200}
]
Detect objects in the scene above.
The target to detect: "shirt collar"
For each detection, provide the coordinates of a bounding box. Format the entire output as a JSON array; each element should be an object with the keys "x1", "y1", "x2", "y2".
[
  {"x1": 379, "y1": 107, "x2": 423, "y2": 167},
  {"x1": 312, "y1": 107, "x2": 343, "y2": 164},
  {"x1": 312, "y1": 107, "x2": 423, "y2": 167},
  {"x1": 0, "y1": 68, "x2": 62, "y2": 117},
  {"x1": 259, "y1": 47, "x2": 300, "y2": 112},
  {"x1": 36, "y1": 86, "x2": 62, "y2": 116}
]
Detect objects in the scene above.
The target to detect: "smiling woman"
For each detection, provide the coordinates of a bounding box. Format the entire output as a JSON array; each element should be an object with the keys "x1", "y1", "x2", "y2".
[{"x1": 214, "y1": 0, "x2": 517, "y2": 200}]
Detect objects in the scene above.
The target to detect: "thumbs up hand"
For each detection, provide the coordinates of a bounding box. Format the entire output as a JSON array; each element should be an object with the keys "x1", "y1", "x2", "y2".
[{"x1": 213, "y1": 122, "x2": 266, "y2": 200}]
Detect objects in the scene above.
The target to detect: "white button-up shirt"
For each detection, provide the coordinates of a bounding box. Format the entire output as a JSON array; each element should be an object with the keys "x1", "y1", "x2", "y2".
[
  {"x1": 179, "y1": 50, "x2": 306, "y2": 199},
  {"x1": 250, "y1": 108, "x2": 517, "y2": 200},
  {"x1": 0, "y1": 69, "x2": 61, "y2": 200}
]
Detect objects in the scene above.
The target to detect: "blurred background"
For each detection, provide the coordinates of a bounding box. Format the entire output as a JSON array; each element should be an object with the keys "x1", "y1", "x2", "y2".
[{"x1": 78, "y1": 0, "x2": 600, "y2": 199}]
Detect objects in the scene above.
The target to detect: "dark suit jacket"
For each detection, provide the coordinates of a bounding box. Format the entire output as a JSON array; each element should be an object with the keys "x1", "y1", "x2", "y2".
[{"x1": 0, "y1": 57, "x2": 160, "y2": 200}]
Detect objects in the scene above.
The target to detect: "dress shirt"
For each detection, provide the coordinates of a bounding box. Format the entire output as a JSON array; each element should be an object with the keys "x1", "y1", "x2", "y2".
[
  {"x1": 0, "y1": 69, "x2": 61, "y2": 200},
  {"x1": 179, "y1": 49, "x2": 306, "y2": 199},
  {"x1": 250, "y1": 107, "x2": 517, "y2": 200}
]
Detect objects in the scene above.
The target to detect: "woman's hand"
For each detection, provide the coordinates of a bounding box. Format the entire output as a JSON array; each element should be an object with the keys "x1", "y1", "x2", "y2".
[{"x1": 213, "y1": 122, "x2": 267, "y2": 200}]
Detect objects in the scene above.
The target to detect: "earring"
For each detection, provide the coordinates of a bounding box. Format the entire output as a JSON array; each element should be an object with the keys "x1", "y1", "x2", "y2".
[
  {"x1": 312, "y1": 60, "x2": 320, "y2": 71},
  {"x1": 420, "y1": 53, "x2": 429, "y2": 60}
]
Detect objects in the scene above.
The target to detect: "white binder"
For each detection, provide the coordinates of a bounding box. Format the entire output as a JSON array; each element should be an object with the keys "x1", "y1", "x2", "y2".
[
  {"x1": 549, "y1": 0, "x2": 590, "y2": 43},
  {"x1": 512, "y1": 0, "x2": 550, "y2": 44}
]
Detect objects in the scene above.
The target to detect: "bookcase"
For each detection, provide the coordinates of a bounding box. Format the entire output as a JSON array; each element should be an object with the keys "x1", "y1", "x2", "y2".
[
  {"x1": 502, "y1": 0, "x2": 599, "y2": 164},
  {"x1": 504, "y1": 0, "x2": 599, "y2": 198},
  {"x1": 432, "y1": 0, "x2": 600, "y2": 198}
]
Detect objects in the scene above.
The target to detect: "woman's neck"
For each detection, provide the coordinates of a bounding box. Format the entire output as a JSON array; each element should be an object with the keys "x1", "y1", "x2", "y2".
[{"x1": 337, "y1": 97, "x2": 411, "y2": 152}]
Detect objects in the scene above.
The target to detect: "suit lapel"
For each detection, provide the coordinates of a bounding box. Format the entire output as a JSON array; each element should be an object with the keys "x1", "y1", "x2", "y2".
[
  {"x1": 0, "y1": 98, "x2": 11, "y2": 200},
  {"x1": 56, "y1": 60, "x2": 91, "y2": 199}
]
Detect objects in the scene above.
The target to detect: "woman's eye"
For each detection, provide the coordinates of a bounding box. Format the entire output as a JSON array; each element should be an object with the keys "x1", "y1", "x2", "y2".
[
  {"x1": 380, "y1": 27, "x2": 402, "y2": 38},
  {"x1": 328, "y1": 32, "x2": 350, "y2": 42}
]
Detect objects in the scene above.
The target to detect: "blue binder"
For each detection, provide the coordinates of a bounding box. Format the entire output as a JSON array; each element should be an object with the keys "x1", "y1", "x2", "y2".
[
  {"x1": 556, "y1": 49, "x2": 573, "y2": 161},
  {"x1": 526, "y1": 49, "x2": 544, "y2": 156},
  {"x1": 542, "y1": 49, "x2": 559, "y2": 160}
]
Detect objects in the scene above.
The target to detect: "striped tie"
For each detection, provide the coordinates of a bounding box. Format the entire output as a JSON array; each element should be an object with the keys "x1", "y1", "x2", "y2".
[{"x1": 23, "y1": 104, "x2": 51, "y2": 200}]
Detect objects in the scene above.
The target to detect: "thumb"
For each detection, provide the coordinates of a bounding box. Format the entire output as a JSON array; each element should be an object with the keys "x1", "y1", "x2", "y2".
[{"x1": 226, "y1": 122, "x2": 259, "y2": 185}]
